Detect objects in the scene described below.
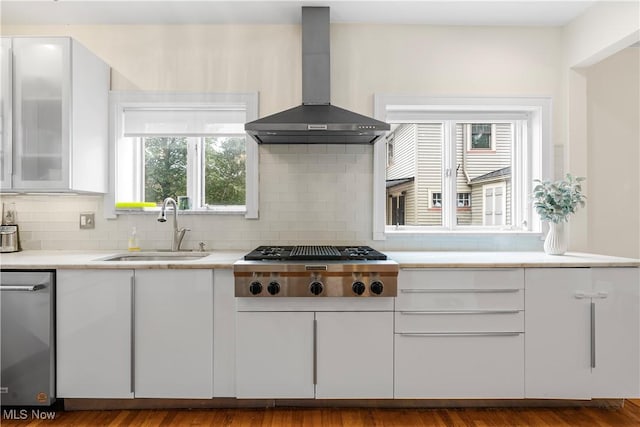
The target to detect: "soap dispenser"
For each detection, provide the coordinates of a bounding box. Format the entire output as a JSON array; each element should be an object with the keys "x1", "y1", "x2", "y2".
[{"x1": 128, "y1": 227, "x2": 140, "y2": 251}]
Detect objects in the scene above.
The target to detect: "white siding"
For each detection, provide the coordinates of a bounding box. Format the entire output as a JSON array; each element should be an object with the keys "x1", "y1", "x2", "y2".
[
  {"x1": 415, "y1": 124, "x2": 443, "y2": 226},
  {"x1": 462, "y1": 123, "x2": 512, "y2": 181},
  {"x1": 386, "y1": 124, "x2": 416, "y2": 180}
]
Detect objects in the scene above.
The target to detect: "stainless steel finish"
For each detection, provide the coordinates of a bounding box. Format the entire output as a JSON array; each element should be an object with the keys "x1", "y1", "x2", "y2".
[
  {"x1": 234, "y1": 260, "x2": 398, "y2": 297},
  {"x1": 575, "y1": 291, "x2": 609, "y2": 299},
  {"x1": 400, "y1": 288, "x2": 520, "y2": 293},
  {"x1": 302, "y1": 7, "x2": 330, "y2": 106},
  {"x1": 0, "y1": 271, "x2": 55, "y2": 406},
  {"x1": 157, "y1": 197, "x2": 189, "y2": 251},
  {"x1": 244, "y1": 7, "x2": 390, "y2": 145},
  {"x1": 313, "y1": 318, "x2": 317, "y2": 385},
  {"x1": 101, "y1": 254, "x2": 207, "y2": 262},
  {"x1": 399, "y1": 309, "x2": 521, "y2": 315},
  {"x1": 591, "y1": 301, "x2": 596, "y2": 369},
  {"x1": 130, "y1": 275, "x2": 135, "y2": 393},
  {"x1": 0, "y1": 225, "x2": 19, "y2": 253},
  {"x1": 398, "y1": 332, "x2": 522, "y2": 337},
  {"x1": 402, "y1": 268, "x2": 520, "y2": 272}
]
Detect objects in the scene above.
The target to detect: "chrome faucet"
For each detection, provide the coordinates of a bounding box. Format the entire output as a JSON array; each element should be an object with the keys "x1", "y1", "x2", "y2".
[{"x1": 157, "y1": 197, "x2": 189, "y2": 251}]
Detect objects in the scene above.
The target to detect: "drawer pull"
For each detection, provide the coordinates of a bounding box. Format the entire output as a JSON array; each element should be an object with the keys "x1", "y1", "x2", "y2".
[
  {"x1": 400, "y1": 288, "x2": 520, "y2": 294},
  {"x1": 398, "y1": 332, "x2": 522, "y2": 337},
  {"x1": 402, "y1": 268, "x2": 520, "y2": 272},
  {"x1": 399, "y1": 309, "x2": 521, "y2": 315}
]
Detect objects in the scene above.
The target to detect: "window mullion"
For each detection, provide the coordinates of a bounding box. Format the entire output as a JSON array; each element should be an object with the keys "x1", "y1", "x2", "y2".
[
  {"x1": 186, "y1": 137, "x2": 200, "y2": 209},
  {"x1": 442, "y1": 121, "x2": 456, "y2": 229}
]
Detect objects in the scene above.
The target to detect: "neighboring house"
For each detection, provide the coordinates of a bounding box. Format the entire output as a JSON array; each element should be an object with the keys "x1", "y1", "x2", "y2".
[{"x1": 386, "y1": 123, "x2": 512, "y2": 227}]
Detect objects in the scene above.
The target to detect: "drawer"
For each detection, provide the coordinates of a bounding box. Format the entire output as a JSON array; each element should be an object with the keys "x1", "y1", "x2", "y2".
[
  {"x1": 396, "y1": 288, "x2": 524, "y2": 311},
  {"x1": 399, "y1": 268, "x2": 524, "y2": 290},
  {"x1": 395, "y1": 310, "x2": 524, "y2": 333},
  {"x1": 394, "y1": 332, "x2": 524, "y2": 398}
]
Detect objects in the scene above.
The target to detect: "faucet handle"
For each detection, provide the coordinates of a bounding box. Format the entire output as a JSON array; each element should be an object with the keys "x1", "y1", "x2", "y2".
[{"x1": 199, "y1": 242, "x2": 206, "y2": 252}]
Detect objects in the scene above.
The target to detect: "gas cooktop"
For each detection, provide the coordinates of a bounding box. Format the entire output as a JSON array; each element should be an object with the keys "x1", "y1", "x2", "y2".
[{"x1": 244, "y1": 245, "x2": 388, "y2": 261}]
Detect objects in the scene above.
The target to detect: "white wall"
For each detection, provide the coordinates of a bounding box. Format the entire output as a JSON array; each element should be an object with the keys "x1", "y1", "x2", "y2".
[
  {"x1": 586, "y1": 47, "x2": 640, "y2": 258},
  {"x1": 0, "y1": 23, "x2": 564, "y2": 251}
]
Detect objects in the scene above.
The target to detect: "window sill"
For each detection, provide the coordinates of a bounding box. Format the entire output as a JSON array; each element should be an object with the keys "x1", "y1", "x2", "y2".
[
  {"x1": 385, "y1": 227, "x2": 540, "y2": 236},
  {"x1": 115, "y1": 207, "x2": 247, "y2": 216}
]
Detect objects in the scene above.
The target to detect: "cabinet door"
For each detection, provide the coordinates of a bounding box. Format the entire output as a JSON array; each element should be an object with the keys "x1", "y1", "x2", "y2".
[
  {"x1": 236, "y1": 311, "x2": 314, "y2": 398},
  {"x1": 316, "y1": 312, "x2": 393, "y2": 399},
  {"x1": 525, "y1": 268, "x2": 591, "y2": 399},
  {"x1": 1, "y1": 38, "x2": 12, "y2": 189},
  {"x1": 591, "y1": 268, "x2": 640, "y2": 398},
  {"x1": 213, "y1": 269, "x2": 236, "y2": 397},
  {"x1": 134, "y1": 270, "x2": 213, "y2": 398},
  {"x1": 395, "y1": 332, "x2": 524, "y2": 398},
  {"x1": 12, "y1": 38, "x2": 70, "y2": 190},
  {"x1": 57, "y1": 269, "x2": 133, "y2": 398}
]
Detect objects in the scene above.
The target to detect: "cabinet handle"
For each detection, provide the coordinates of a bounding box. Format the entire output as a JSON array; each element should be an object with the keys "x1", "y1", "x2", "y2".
[
  {"x1": 0, "y1": 284, "x2": 46, "y2": 291},
  {"x1": 398, "y1": 332, "x2": 522, "y2": 337},
  {"x1": 313, "y1": 319, "x2": 317, "y2": 386},
  {"x1": 399, "y1": 309, "x2": 521, "y2": 315},
  {"x1": 591, "y1": 301, "x2": 596, "y2": 369},
  {"x1": 402, "y1": 268, "x2": 520, "y2": 272},
  {"x1": 575, "y1": 291, "x2": 609, "y2": 299},
  {"x1": 400, "y1": 288, "x2": 520, "y2": 294},
  {"x1": 130, "y1": 275, "x2": 135, "y2": 394}
]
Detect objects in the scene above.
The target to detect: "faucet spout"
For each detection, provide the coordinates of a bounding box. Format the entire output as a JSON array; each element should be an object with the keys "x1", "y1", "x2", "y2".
[{"x1": 157, "y1": 197, "x2": 189, "y2": 251}]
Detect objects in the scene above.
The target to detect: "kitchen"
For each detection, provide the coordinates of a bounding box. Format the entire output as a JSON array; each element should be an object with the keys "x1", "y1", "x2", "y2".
[{"x1": 1, "y1": 0, "x2": 639, "y2": 426}]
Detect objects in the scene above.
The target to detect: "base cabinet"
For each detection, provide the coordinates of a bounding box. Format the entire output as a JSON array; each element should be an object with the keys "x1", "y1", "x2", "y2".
[
  {"x1": 525, "y1": 267, "x2": 640, "y2": 399},
  {"x1": 236, "y1": 311, "x2": 393, "y2": 399},
  {"x1": 57, "y1": 269, "x2": 213, "y2": 399}
]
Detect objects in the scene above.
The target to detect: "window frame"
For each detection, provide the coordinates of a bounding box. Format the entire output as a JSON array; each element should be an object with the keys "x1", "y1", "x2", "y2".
[
  {"x1": 457, "y1": 192, "x2": 471, "y2": 209},
  {"x1": 373, "y1": 95, "x2": 552, "y2": 240},
  {"x1": 105, "y1": 92, "x2": 259, "y2": 219},
  {"x1": 466, "y1": 123, "x2": 497, "y2": 152}
]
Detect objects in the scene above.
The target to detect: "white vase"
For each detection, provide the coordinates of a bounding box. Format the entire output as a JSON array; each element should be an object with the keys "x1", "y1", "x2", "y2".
[{"x1": 544, "y1": 221, "x2": 568, "y2": 255}]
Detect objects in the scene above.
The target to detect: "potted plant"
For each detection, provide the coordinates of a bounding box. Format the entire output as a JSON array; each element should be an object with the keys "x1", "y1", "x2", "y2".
[{"x1": 532, "y1": 174, "x2": 586, "y2": 255}]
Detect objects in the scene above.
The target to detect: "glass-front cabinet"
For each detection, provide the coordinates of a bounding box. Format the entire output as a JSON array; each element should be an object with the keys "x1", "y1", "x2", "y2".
[{"x1": 1, "y1": 37, "x2": 109, "y2": 193}]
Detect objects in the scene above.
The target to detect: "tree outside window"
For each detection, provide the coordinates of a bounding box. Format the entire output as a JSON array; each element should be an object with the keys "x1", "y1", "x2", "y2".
[{"x1": 204, "y1": 136, "x2": 246, "y2": 206}]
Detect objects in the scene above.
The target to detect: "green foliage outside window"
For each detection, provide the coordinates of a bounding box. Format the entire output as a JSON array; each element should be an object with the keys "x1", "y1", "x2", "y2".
[
  {"x1": 144, "y1": 137, "x2": 187, "y2": 204},
  {"x1": 204, "y1": 137, "x2": 246, "y2": 205}
]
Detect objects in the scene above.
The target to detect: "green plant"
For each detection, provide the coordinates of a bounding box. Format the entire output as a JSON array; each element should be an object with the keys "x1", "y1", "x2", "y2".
[{"x1": 533, "y1": 174, "x2": 586, "y2": 223}]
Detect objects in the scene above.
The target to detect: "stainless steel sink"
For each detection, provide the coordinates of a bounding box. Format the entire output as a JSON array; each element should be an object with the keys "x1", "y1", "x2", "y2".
[{"x1": 99, "y1": 253, "x2": 209, "y2": 262}]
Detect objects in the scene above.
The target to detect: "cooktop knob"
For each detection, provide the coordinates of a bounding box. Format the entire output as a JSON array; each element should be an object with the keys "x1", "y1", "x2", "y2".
[
  {"x1": 267, "y1": 281, "x2": 280, "y2": 295},
  {"x1": 352, "y1": 281, "x2": 366, "y2": 296},
  {"x1": 370, "y1": 281, "x2": 384, "y2": 295},
  {"x1": 309, "y1": 281, "x2": 324, "y2": 296},
  {"x1": 249, "y1": 281, "x2": 263, "y2": 295}
]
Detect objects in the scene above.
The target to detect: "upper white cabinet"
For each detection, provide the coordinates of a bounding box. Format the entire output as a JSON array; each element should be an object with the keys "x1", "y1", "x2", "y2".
[
  {"x1": 2, "y1": 37, "x2": 109, "y2": 192},
  {"x1": 1, "y1": 39, "x2": 12, "y2": 189},
  {"x1": 525, "y1": 267, "x2": 640, "y2": 399}
]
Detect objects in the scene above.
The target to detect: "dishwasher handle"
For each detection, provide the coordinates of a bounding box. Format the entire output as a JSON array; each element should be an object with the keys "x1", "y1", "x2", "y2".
[{"x1": 1, "y1": 283, "x2": 47, "y2": 292}]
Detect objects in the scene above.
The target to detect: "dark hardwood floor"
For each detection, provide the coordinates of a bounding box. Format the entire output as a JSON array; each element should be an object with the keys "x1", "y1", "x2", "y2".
[{"x1": 3, "y1": 400, "x2": 640, "y2": 427}]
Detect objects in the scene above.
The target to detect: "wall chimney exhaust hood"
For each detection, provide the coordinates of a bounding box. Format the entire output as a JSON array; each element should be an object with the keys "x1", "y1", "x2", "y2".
[{"x1": 245, "y1": 7, "x2": 390, "y2": 145}]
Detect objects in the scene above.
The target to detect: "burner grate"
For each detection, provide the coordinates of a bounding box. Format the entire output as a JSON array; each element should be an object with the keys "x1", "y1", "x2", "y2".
[{"x1": 290, "y1": 245, "x2": 341, "y2": 258}]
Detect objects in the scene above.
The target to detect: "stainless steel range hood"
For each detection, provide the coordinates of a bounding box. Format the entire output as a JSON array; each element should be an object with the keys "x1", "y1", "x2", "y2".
[{"x1": 245, "y1": 7, "x2": 390, "y2": 145}]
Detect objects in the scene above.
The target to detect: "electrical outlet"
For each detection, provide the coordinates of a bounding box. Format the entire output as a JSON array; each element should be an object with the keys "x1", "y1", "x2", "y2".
[{"x1": 79, "y1": 212, "x2": 95, "y2": 230}]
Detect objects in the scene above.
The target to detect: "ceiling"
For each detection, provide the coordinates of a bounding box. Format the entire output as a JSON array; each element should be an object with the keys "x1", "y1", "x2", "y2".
[{"x1": 1, "y1": 0, "x2": 598, "y2": 26}]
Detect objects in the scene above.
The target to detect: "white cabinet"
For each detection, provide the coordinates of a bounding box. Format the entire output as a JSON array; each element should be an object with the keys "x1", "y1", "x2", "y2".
[
  {"x1": 57, "y1": 269, "x2": 133, "y2": 398},
  {"x1": 1, "y1": 37, "x2": 109, "y2": 192},
  {"x1": 212, "y1": 269, "x2": 236, "y2": 397},
  {"x1": 525, "y1": 267, "x2": 640, "y2": 399},
  {"x1": 236, "y1": 310, "x2": 394, "y2": 399},
  {"x1": 395, "y1": 268, "x2": 525, "y2": 398},
  {"x1": 134, "y1": 270, "x2": 213, "y2": 398},
  {"x1": 1, "y1": 38, "x2": 12, "y2": 189},
  {"x1": 57, "y1": 269, "x2": 214, "y2": 399}
]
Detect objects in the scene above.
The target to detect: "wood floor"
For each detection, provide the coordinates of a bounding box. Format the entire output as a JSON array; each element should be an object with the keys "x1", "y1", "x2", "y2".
[{"x1": 3, "y1": 400, "x2": 640, "y2": 426}]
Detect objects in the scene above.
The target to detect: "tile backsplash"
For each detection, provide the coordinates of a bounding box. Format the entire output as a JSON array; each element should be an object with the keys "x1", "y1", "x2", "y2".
[{"x1": 1, "y1": 144, "x2": 542, "y2": 252}]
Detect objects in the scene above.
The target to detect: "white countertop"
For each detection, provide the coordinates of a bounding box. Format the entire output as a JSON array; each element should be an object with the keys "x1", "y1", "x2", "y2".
[{"x1": 0, "y1": 250, "x2": 638, "y2": 270}]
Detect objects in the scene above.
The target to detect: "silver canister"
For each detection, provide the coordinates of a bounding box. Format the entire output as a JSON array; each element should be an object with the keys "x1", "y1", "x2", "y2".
[{"x1": 0, "y1": 225, "x2": 20, "y2": 252}]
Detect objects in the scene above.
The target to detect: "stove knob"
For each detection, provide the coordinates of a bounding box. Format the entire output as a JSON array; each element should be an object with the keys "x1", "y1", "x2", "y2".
[
  {"x1": 370, "y1": 281, "x2": 384, "y2": 295},
  {"x1": 267, "y1": 281, "x2": 280, "y2": 295},
  {"x1": 309, "y1": 281, "x2": 324, "y2": 296},
  {"x1": 352, "y1": 281, "x2": 366, "y2": 296},
  {"x1": 249, "y1": 281, "x2": 263, "y2": 295}
]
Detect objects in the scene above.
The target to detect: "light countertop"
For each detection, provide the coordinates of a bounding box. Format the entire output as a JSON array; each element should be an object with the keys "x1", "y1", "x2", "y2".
[{"x1": 0, "y1": 250, "x2": 638, "y2": 270}]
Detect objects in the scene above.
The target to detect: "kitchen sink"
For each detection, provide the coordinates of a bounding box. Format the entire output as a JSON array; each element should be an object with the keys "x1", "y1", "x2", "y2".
[{"x1": 99, "y1": 252, "x2": 209, "y2": 262}]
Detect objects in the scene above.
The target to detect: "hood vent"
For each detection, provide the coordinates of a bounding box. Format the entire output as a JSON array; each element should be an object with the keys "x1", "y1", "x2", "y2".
[{"x1": 245, "y1": 7, "x2": 390, "y2": 145}]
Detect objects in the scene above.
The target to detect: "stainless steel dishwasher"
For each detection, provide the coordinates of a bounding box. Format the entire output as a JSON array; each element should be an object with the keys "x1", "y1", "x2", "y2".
[{"x1": 1, "y1": 271, "x2": 55, "y2": 406}]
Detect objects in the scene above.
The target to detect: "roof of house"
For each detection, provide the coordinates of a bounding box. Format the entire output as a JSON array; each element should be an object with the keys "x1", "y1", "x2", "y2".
[
  {"x1": 470, "y1": 167, "x2": 511, "y2": 184},
  {"x1": 386, "y1": 177, "x2": 415, "y2": 189}
]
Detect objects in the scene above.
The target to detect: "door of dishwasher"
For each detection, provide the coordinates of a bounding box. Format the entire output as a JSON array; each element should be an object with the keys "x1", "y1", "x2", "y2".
[{"x1": 1, "y1": 271, "x2": 55, "y2": 406}]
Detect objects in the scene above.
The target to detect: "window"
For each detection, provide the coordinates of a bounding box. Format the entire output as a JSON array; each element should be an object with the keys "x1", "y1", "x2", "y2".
[
  {"x1": 467, "y1": 123, "x2": 496, "y2": 151},
  {"x1": 457, "y1": 192, "x2": 471, "y2": 208},
  {"x1": 431, "y1": 192, "x2": 442, "y2": 208},
  {"x1": 386, "y1": 135, "x2": 395, "y2": 166},
  {"x1": 107, "y1": 92, "x2": 258, "y2": 218},
  {"x1": 373, "y1": 95, "x2": 551, "y2": 238}
]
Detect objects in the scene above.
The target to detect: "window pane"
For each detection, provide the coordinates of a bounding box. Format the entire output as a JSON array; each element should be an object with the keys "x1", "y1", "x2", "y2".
[
  {"x1": 471, "y1": 124, "x2": 492, "y2": 149},
  {"x1": 203, "y1": 136, "x2": 246, "y2": 205},
  {"x1": 386, "y1": 123, "x2": 443, "y2": 226},
  {"x1": 143, "y1": 137, "x2": 187, "y2": 204}
]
